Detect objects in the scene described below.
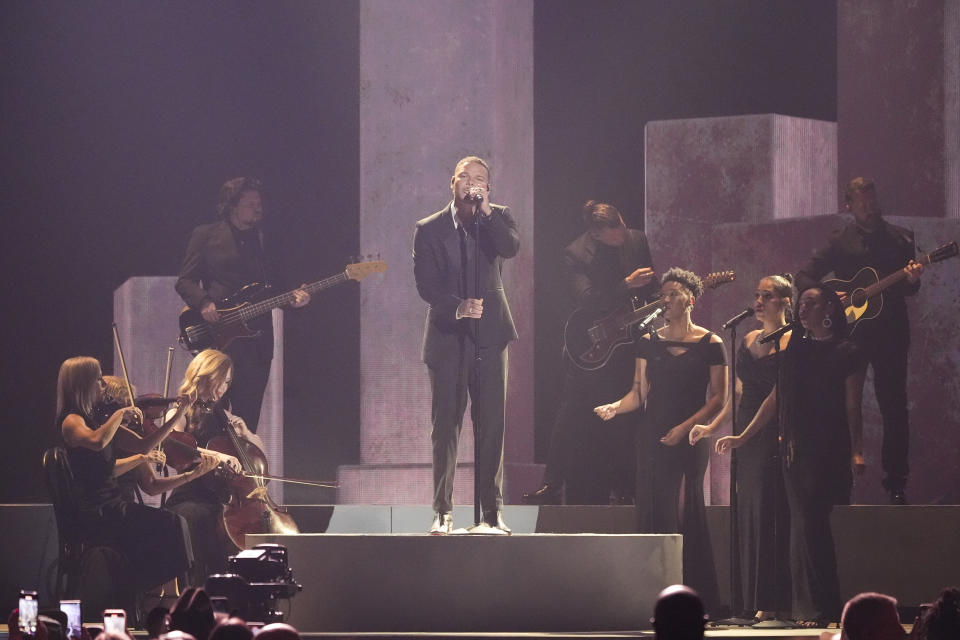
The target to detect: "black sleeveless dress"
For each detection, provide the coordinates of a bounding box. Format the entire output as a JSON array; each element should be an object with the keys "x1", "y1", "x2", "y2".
[
  {"x1": 732, "y1": 341, "x2": 791, "y2": 613},
  {"x1": 165, "y1": 408, "x2": 236, "y2": 585},
  {"x1": 634, "y1": 331, "x2": 724, "y2": 609},
  {"x1": 62, "y1": 410, "x2": 192, "y2": 594}
]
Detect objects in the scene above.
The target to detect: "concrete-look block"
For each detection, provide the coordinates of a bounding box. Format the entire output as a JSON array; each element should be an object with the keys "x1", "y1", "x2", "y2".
[{"x1": 645, "y1": 114, "x2": 838, "y2": 228}]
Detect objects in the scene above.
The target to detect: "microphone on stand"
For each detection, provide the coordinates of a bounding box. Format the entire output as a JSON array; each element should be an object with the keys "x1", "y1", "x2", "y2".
[
  {"x1": 757, "y1": 321, "x2": 797, "y2": 344},
  {"x1": 636, "y1": 306, "x2": 665, "y2": 334},
  {"x1": 721, "y1": 307, "x2": 755, "y2": 330}
]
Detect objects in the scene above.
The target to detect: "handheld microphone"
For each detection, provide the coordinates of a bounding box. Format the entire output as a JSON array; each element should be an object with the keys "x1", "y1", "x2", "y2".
[
  {"x1": 757, "y1": 322, "x2": 796, "y2": 344},
  {"x1": 465, "y1": 186, "x2": 485, "y2": 202},
  {"x1": 721, "y1": 307, "x2": 755, "y2": 330}
]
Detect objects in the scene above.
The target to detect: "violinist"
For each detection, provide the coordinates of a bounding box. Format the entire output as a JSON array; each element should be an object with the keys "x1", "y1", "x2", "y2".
[
  {"x1": 101, "y1": 376, "x2": 221, "y2": 500},
  {"x1": 162, "y1": 349, "x2": 256, "y2": 586},
  {"x1": 56, "y1": 356, "x2": 199, "y2": 600}
]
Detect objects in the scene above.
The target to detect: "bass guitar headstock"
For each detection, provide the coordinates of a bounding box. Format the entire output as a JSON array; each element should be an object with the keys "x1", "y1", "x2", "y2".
[{"x1": 345, "y1": 258, "x2": 388, "y2": 281}]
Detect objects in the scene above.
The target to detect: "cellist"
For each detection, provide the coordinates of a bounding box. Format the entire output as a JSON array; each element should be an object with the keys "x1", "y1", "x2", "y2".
[{"x1": 162, "y1": 349, "x2": 256, "y2": 586}]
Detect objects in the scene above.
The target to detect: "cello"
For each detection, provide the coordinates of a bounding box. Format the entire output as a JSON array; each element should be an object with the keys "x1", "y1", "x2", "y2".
[{"x1": 200, "y1": 402, "x2": 299, "y2": 548}]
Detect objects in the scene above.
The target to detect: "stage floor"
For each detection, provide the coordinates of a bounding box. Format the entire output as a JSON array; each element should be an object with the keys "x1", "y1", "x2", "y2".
[{"x1": 1, "y1": 625, "x2": 866, "y2": 640}]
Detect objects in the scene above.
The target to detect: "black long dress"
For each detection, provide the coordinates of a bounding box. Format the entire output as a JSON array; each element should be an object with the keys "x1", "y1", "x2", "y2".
[
  {"x1": 165, "y1": 408, "x2": 237, "y2": 586},
  {"x1": 63, "y1": 411, "x2": 193, "y2": 595},
  {"x1": 732, "y1": 341, "x2": 791, "y2": 613},
  {"x1": 779, "y1": 335, "x2": 862, "y2": 622},
  {"x1": 635, "y1": 331, "x2": 724, "y2": 609}
]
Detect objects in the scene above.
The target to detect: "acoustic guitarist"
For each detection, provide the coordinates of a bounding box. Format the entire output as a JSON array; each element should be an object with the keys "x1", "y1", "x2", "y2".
[
  {"x1": 175, "y1": 177, "x2": 311, "y2": 434},
  {"x1": 522, "y1": 200, "x2": 656, "y2": 505},
  {"x1": 795, "y1": 177, "x2": 924, "y2": 504}
]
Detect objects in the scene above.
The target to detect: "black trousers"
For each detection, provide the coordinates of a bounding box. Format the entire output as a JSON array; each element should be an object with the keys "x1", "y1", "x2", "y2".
[
  {"x1": 543, "y1": 359, "x2": 635, "y2": 503},
  {"x1": 854, "y1": 320, "x2": 910, "y2": 491},
  {"x1": 782, "y1": 459, "x2": 848, "y2": 621},
  {"x1": 636, "y1": 431, "x2": 719, "y2": 610},
  {"x1": 428, "y1": 340, "x2": 508, "y2": 514},
  {"x1": 224, "y1": 334, "x2": 273, "y2": 434}
]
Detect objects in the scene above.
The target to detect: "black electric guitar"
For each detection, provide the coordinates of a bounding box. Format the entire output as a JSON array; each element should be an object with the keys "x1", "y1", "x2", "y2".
[
  {"x1": 564, "y1": 270, "x2": 736, "y2": 371},
  {"x1": 179, "y1": 260, "x2": 387, "y2": 353},
  {"x1": 823, "y1": 241, "x2": 957, "y2": 334}
]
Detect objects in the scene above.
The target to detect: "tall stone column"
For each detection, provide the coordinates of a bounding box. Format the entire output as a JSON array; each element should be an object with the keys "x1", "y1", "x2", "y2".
[{"x1": 339, "y1": 0, "x2": 537, "y2": 504}]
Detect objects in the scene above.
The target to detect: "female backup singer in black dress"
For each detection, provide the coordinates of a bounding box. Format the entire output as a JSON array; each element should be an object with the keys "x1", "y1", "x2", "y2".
[
  {"x1": 595, "y1": 268, "x2": 727, "y2": 607},
  {"x1": 689, "y1": 275, "x2": 793, "y2": 621},
  {"x1": 716, "y1": 285, "x2": 866, "y2": 625},
  {"x1": 163, "y1": 349, "x2": 254, "y2": 586},
  {"x1": 56, "y1": 356, "x2": 209, "y2": 598}
]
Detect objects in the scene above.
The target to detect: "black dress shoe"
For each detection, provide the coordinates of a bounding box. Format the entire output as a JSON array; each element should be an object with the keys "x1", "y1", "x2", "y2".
[
  {"x1": 890, "y1": 489, "x2": 908, "y2": 505},
  {"x1": 483, "y1": 510, "x2": 511, "y2": 534},
  {"x1": 429, "y1": 512, "x2": 453, "y2": 534},
  {"x1": 521, "y1": 483, "x2": 561, "y2": 505}
]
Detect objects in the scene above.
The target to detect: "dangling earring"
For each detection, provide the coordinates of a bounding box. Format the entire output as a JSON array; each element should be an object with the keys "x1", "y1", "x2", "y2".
[{"x1": 822, "y1": 316, "x2": 833, "y2": 329}]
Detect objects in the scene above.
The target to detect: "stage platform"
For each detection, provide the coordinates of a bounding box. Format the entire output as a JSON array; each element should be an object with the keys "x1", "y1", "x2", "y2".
[{"x1": 1, "y1": 504, "x2": 954, "y2": 637}]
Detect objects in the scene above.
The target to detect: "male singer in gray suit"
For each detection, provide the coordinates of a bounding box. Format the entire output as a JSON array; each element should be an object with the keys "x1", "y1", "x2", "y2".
[{"x1": 413, "y1": 156, "x2": 520, "y2": 534}]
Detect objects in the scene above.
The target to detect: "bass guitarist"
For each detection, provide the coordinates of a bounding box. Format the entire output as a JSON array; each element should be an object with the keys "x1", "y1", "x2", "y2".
[
  {"x1": 795, "y1": 177, "x2": 923, "y2": 504},
  {"x1": 523, "y1": 200, "x2": 656, "y2": 505},
  {"x1": 175, "y1": 177, "x2": 311, "y2": 434}
]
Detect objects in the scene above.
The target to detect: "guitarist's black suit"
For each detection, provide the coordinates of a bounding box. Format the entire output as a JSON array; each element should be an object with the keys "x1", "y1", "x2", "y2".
[
  {"x1": 176, "y1": 220, "x2": 285, "y2": 434},
  {"x1": 796, "y1": 219, "x2": 919, "y2": 496},
  {"x1": 544, "y1": 228, "x2": 656, "y2": 503}
]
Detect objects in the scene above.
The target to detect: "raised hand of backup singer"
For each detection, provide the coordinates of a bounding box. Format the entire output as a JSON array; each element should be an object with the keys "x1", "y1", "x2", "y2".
[
  {"x1": 688, "y1": 423, "x2": 714, "y2": 445},
  {"x1": 595, "y1": 357, "x2": 648, "y2": 421},
  {"x1": 594, "y1": 401, "x2": 621, "y2": 421}
]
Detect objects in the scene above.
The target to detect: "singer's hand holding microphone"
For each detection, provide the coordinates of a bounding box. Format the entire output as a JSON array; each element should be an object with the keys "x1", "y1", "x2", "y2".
[{"x1": 465, "y1": 185, "x2": 492, "y2": 216}]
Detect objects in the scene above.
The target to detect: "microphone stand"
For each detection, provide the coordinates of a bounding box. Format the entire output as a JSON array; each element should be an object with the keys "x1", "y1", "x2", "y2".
[
  {"x1": 712, "y1": 321, "x2": 754, "y2": 627},
  {"x1": 752, "y1": 330, "x2": 798, "y2": 629},
  {"x1": 466, "y1": 200, "x2": 506, "y2": 534}
]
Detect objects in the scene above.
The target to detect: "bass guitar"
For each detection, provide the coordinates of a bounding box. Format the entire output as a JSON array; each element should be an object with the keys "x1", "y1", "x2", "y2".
[
  {"x1": 823, "y1": 241, "x2": 957, "y2": 333},
  {"x1": 564, "y1": 270, "x2": 736, "y2": 371},
  {"x1": 179, "y1": 260, "x2": 386, "y2": 353}
]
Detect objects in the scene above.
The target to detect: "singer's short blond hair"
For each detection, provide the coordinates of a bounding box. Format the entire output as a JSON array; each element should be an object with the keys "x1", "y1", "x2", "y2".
[{"x1": 453, "y1": 156, "x2": 490, "y2": 179}]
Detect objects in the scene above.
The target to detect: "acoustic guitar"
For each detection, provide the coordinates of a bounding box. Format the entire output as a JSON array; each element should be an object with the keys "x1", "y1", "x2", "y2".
[{"x1": 823, "y1": 241, "x2": 957, "y2": 333}]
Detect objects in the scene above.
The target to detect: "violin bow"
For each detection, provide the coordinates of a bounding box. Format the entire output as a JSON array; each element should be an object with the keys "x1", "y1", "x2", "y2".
[
  {"x1": 111, "y1": 323, "x2": 138, "y2": 414},
  {"x1": 241, "y1": 472, "x2": 338, "y2": 489}
]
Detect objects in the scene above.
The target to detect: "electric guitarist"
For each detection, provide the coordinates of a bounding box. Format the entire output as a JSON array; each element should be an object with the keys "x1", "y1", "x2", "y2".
[
  {"x1": 795, "y1": 177, "x2": 923, "y2": 504},
  {"x1": 175, "y1": 177, "x2": 311, "y2": 434},
  {"x1": 522, "y1": 200, "x2": 656, "y2": 505}
]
